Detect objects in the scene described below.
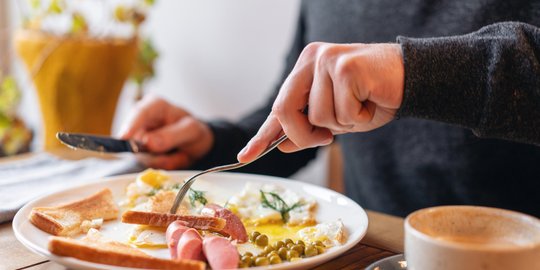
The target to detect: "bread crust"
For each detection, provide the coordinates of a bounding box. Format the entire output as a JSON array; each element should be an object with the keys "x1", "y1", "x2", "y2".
[
  {"x1": 122, "y1": 210, "x2": 226, "y2": 231},
  {"x1": 49, "y1": 236, "x2": 205, "y2": 270},
  {"x1": 30, "y1": 188, "x2": 118, "y2": 236}
]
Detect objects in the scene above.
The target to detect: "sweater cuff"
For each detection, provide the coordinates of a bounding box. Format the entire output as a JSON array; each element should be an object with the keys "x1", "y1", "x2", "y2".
[{"x1": 395, "y1": 35, "x2": 486, "y2": 130}]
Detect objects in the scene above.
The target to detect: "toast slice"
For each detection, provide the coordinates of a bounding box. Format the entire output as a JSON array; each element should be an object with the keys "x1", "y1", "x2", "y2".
[
  {"x1": 49, "y1": 229, "x2": 205, "y2": 270},
  {"x1": 122, "y1": 210, "x2": 226, "y2": 231},
  {"x1": 142, "y1": 190, "x2": 191, "y2": 214},
  {"x1": 30, "y1": 188, "x2": 118, "y2": 236}
]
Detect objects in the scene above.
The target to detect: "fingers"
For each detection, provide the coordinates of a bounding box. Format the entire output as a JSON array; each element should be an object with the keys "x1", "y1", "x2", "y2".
[
  {"x1": 142, "y1": 116, "x2": 203, "y2": 153},
  {"x1": 137, "y1": 151, "x2": 191, "y2": 170},
  {"x1": 308, "y1": 59, "x2": 344, "y2": 132},
  {"x1": 333, "y1": 70, "x2": 374, "y2": 128},
  {"x1": 118, "y1": 95, "x2": 168, "y2": 139},
  {"x1": 242, "y1": 42, "x2": 405, "y2": 162},
  {"x1": 273, "y1": 49, "x2": 334, "y2": 150},
  {"x1": 237, "y1": 113, "x2": 284, "y2": 163}
]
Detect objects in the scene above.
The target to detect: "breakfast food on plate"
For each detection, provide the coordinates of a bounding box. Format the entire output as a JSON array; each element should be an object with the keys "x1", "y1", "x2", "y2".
[
  {"x1": 201, "y1": 203, "x2": 249, "y2": 243},
  {"x1": 49, "y1": 229, "x2": 205, "y2": 270},
  {"x1": 297, "y1": 220, "x2": 347, "y2": 247},
  {"x1": 121, "y1": 210, "x2": 226, "y2": 231},
  {"x1": 118, "y1": 169, "x2": 348, "y2": 268},
  {"x1": 29, "y1": 169, "x2": 349, "y2": 269},
  {"x1": 226, "y1": 182, "x2": 318, "y2": 226},
  {"x1": 176, "y1": 228, "x2": 205, "y2": 261},
  {"x1": 203, "y1": 236, "x2": 240, "y2": 269},
  {"x1": 30, "y1": 188, "x2": 118, "y2": 236},
  {"x1": 165, "y1": 221, "x2": 239, "y2": 269},
  {"x1": 166, "y1": 220, "x2": 190, "y2": 258},
  {"x1": 123, "y1": 169, "x2": 195, "y2": 212}
]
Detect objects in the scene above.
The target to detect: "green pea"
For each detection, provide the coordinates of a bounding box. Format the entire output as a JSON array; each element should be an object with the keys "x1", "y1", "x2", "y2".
[
  {"x1": 277, "y1": 247, "x2": 288, "y2": 260},
  {"x1": 296, "y1": 240, "x2": 305, "y2": 246},
  {"x1": 238, "y1": 262, "x2": 249, "y2": 268},
  {"x1": 304, "y1": 245, "x2": 318, "y2": 257},
  {"x1": 267, "y1": 251, "x2": 279, "y2": 257},
  {"x1": 284, "y1": 238, "x2": 294, "y2": 245},
  {"x1": 273, "y1": 240, "x2": 285, "y2": 249},
  {"x1": 287, "y1": 249, "x2": 300, "y2": 260},
  {"x1": 263, "y1": 245, "x2": 275, "y2": 254},
  {"x1": 255, "y1": 257, "x2": 270, "y2": 266},
  {"x1": 255, "y1": 234, "x2": 269, "y2": 247},
  {"x1": 243, "y1": 252, "x2": 253, "y2": 257},
  {"x1": 250, "y1": 231, "x2": 261, "y2": 242},
  {"x1": 313, "y1": 240, "x2": 325, "y2": 247},
  {"x1": 316, "y1": 246, "x2": 325, "y2": 254},
  {"x1": 286, "y1": 242, "x2": 294, "y2": 249},
  {"x1": 241, "y1": 255, "x2": 253, "y2": 266},
  {"x1": 292, "y1": 244, "x2": 304, "y2": 255},
  {"x1": 290, "y1": 257, "x2": 302, "y2": 262},
  {"x1": 269, "y1": 254, "x2": 282, "y2": 264}
]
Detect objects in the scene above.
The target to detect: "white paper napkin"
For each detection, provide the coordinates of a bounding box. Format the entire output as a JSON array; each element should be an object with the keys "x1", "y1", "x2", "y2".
[{"x1": 0, "y1": 153, "x2": 143, "y2": 223}]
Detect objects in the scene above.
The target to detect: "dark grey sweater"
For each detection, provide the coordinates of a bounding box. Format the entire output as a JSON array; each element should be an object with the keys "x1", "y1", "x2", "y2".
[{"x1": 193, "y1": 0, "x2": 540, "y2": 217}]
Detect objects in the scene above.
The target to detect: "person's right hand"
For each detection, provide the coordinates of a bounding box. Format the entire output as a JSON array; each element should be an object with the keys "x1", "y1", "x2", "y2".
[{"x1": 118, "y1": 95, "x2": 214, "y2": 170}]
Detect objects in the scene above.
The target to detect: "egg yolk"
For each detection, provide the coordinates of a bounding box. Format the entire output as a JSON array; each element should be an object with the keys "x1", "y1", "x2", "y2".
[
  {"x1": 245, "y1": 223, "x2": 307, "y2": 242},
  {"x1": 138, "y1": 169, "x2": 168, "y2": 188}
]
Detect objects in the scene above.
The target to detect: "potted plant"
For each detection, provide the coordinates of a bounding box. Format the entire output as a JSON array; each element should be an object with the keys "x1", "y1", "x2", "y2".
[{"x1": 14, "y1": 0, "x2": 155, "y2": 149}]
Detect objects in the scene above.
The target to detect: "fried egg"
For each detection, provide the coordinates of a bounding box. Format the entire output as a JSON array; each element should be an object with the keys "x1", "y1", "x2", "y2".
[
  {"x1": 296, "y1": 220, "x2": 346, "y2": 247},
  {"x1": 227, "y1": 182, "x2": 317, "y2": 226},
  {"x1": 128, "y1": 225, "x2": 167, "y2": 249},
  {"x1": 123, "y1": 169, "x2": 171, "y2": 207}
]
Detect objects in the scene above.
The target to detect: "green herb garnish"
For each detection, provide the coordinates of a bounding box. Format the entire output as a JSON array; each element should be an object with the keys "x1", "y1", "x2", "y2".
[
  {"x1": 146, "y1": 188, "x2": 159, "y2": 197},
  {"x1": 260, "y1": 190, "x2": 303, "y2": 222},
  {"x1": 168, "y1": 183, "x2": 207, "y2": 207},
  {"x1": 188, "y1": 188, "x2": 208, "y2": 207}
]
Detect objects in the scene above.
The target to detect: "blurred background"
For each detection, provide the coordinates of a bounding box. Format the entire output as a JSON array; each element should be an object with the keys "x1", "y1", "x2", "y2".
[{"x1": 0, "y1": 0, "x2": 328, "y2": 186}]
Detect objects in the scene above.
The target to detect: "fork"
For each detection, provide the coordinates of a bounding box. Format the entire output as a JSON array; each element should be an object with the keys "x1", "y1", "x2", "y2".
[{"x1": 169, "y1": 134, "x2": 288, "y2": 214}]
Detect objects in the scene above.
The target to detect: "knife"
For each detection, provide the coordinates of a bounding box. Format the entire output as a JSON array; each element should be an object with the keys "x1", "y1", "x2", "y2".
[{"x1": 56, "y1": 132, "x2": 148, "y2": 153}]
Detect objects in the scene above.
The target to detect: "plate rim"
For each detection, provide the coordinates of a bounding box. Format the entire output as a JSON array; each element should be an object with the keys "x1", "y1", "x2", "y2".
[
  {"x1": 13, "y1": 170, "x2": 369, "y2": 270},
  {"x1": 365, "y1": 254, "x2": 406, "y2": 270}
]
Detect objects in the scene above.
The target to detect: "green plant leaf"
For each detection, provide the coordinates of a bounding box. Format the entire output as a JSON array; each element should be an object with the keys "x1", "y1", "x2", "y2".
[
  {"x1": 0, "y1": 76, "x2": 21, "y2": 114},
  {"x1": 47, "y1": 0, "x2": 64, "y2": 14},
  {"x1": 29, "y1": 0, "x2": 41, "y2": 10},
  {"x1": 71, "y1": 12, "x2": 88, "y2": 34},
  {"x1": 131, "y1": 38, "x2": 158, "y2": 86}
]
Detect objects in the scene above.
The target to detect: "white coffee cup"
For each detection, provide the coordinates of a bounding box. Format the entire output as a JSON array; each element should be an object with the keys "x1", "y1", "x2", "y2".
[{"x1": 405, "y1": 206, "x2": 540, "y2": 270}]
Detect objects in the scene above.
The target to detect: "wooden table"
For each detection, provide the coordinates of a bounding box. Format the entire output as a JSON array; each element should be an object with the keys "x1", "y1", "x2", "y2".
[{"x1": 0, "y1": 150, "x2": 404, "y2": 270}]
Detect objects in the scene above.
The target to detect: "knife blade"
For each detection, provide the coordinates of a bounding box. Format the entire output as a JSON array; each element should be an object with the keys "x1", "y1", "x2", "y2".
[{"x1": 56, "y1": 132, "x2": 146, "y2": 153}]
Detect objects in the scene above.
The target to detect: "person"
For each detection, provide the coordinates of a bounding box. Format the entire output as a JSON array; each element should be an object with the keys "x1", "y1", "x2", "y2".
[{"x1": 120, "y1": 0, "x2": 540, "y2": 217}]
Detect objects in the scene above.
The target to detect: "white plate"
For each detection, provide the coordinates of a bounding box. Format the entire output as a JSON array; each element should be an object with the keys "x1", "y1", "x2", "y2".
[{"x1": 13, "y1": 171, "x2": 368, "y2": 270}]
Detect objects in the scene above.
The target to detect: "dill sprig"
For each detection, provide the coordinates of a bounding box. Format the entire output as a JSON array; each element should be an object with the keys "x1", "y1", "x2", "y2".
[
  {"x1": 188, "y1": 188, "x2": 208, "y2": 207},
  {"x1": 260, "y1": 190, "x2": 303, "y2": 222}
]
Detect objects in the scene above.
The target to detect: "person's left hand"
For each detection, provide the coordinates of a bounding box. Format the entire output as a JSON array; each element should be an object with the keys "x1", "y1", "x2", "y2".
[{"x1": 237, "y1": 42, "x2": 405, "y2": 163}]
